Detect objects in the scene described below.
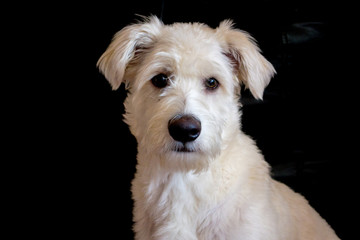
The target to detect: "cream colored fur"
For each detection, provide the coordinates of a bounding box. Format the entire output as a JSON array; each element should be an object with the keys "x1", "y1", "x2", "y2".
[{"x1": 97, "y1": 16, "x2": 340, "y2": 240}]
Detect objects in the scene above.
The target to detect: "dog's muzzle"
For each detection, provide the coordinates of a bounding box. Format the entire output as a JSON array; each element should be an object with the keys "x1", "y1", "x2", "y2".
[{"x1": 168, "y1": 114, "x2": 201, "y2": 147}]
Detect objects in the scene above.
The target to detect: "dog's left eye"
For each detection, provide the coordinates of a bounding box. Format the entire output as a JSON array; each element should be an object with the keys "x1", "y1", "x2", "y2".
[
  {"x1": 204, "y1": 77, "x2": 219, "y2": 90},
  {"x1": 151, "y1": 73, "x2": 169, "y2": 88}
]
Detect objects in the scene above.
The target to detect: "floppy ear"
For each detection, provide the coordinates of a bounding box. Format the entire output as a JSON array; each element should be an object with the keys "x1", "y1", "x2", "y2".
[
  {"x1": 217, "y1": 21, "x2": 276, "y2": 99},
  {"x1": 97, "y1": 16, "x2": 163, "y2": 90}
]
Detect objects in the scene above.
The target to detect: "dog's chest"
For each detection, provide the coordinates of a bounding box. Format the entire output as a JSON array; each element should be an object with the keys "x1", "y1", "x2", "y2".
[
  {"x1": 146, "y1": 172, "x2": 208, "y2": 219},
  {"x1": 143, "y1": 172, "x2": 241, "y2": 239}
]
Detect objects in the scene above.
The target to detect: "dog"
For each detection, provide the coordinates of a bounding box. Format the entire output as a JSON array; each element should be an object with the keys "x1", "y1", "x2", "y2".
[{"x1": 97, "y1": 16, "x2": 340, "y2": 240}]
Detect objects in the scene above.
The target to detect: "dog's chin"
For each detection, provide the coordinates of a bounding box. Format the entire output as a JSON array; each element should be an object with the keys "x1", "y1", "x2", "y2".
[
  {"x1": 171, "y1": 142, "x2": 198, "y2": 153},
  {"x1": 174, "y1": 146, "x2": 195, "y2": 153}
]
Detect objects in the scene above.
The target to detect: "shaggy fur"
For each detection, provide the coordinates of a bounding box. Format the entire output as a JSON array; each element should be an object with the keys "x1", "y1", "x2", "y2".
[{"x1": 97, "y1": 16, "x2": 340, "y2": 240}]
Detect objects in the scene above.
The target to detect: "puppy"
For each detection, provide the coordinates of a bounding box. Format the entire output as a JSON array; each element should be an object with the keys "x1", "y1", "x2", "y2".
[{"x1": 97, "y1": 16, "x2": 340, "y2": 240}]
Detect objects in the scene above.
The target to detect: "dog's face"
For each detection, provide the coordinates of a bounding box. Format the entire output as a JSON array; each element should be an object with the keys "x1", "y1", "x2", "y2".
[{"x1": 97, "y1": 17, "x2": 275, "y2": 171}]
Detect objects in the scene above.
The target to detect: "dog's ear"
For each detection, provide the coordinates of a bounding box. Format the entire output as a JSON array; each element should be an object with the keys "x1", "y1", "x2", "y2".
[
  {"x1": 217, "y1": 21, "x2": 276, "y2": 99},
  {"x1": 97, "y1": 16, "x2": 163, "y2": 90}
]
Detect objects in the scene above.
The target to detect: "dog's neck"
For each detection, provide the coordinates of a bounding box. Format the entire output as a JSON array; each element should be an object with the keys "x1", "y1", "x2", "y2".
[{"x1": 132, "y1": 132, "x2": 270, "y2": 239}]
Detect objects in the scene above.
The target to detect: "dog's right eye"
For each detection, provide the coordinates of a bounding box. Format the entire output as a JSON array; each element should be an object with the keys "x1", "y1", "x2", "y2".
[{"x1": 151, "y1": 74, "x2": 169, "y2": 88}]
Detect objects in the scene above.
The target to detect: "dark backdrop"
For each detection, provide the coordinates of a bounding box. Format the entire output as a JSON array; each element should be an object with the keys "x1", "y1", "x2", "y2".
[{"x1": 27, "y1": 1, "x2": 354, "y2": 239}]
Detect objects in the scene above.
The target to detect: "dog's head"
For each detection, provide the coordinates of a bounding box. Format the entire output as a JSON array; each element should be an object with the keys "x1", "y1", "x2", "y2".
[{"x1": 97, "y1": 16, "x2": 275, "y2": 171}]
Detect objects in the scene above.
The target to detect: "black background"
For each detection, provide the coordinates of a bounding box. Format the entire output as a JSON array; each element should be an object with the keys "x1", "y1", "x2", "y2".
[{"x1": 12, "y1": 1, "x2": 356, "y2": 239}]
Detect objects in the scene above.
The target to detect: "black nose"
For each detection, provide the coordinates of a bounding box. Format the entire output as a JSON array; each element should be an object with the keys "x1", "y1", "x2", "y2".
[{"x1": 168, "y1": 115, "x2": 201, "y2": 144}]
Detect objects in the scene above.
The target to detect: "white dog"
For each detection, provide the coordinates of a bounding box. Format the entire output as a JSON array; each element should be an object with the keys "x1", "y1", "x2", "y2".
[{"x1": 97, "y1": 16, "x2": 339, "y2": 240}]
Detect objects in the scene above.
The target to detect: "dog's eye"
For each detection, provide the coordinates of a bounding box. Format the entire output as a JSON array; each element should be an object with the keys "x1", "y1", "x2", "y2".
[
  {"x1": 151, "y1": 74, "x2": 169, "y2": 88},
  {"x1": 204, "y1": 77, "x2": 219, "y2": 90}
]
